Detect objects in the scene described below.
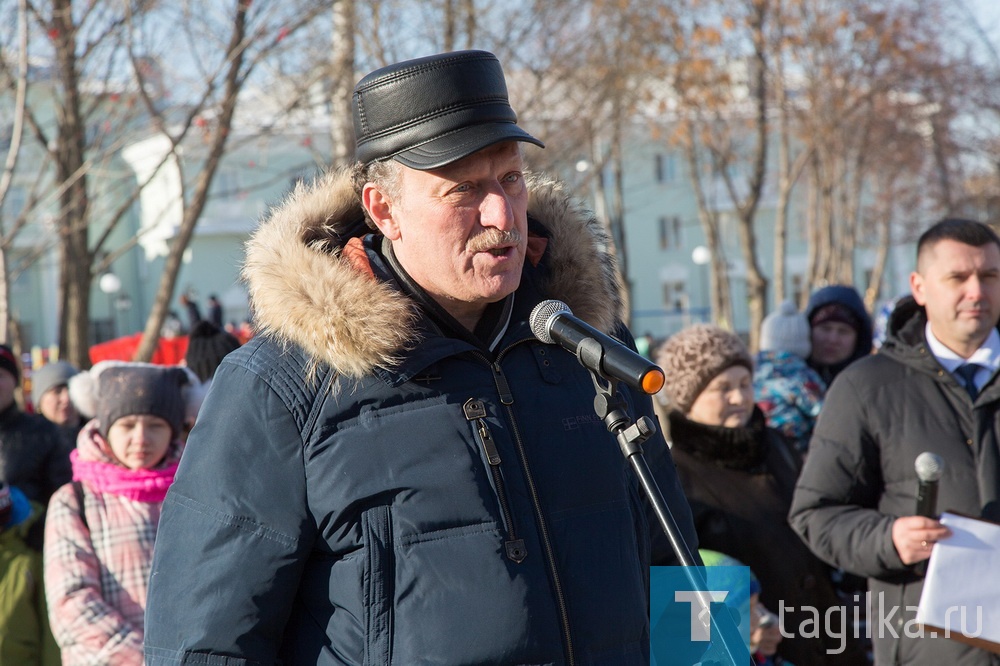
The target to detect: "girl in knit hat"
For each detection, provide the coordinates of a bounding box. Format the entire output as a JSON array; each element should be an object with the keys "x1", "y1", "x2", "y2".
[
  {"x1": 753, "y1": 300, "x2": 827, "y2": 453},
  {"x1": 656, "y1": 324, "x2": 864, "y2": 665},
  {"x1": 43, "y1": 362, "x2": 204, "y2": 665}
]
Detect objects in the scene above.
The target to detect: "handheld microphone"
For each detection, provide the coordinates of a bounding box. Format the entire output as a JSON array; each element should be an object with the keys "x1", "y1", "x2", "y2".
[
  {"x1": 915, "y1": 452, "x2": 945, "y2": 518},
  {"x1": 529, "y1": 300, "x2": 665, "y2": 395}
]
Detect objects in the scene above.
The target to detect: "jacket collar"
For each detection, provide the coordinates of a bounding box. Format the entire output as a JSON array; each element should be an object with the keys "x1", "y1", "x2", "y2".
[
  {"x1": 668, "y1": 407, "x2": 770, "y2": 471},
  {"x1": 882, "y1": 296, "x2": 1000, "y2": 401},
  {"x1": 243, "y1": 169, "x2": 624, "y2": 379}
]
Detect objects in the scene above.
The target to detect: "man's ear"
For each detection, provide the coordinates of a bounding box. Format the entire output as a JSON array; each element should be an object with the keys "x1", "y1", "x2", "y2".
[
  {"x1": 362, "y1": 183, "x2": 401, "y2": 240},
  {"x1": 910, "y1": 270, "x2": 926, "y2": 306}
]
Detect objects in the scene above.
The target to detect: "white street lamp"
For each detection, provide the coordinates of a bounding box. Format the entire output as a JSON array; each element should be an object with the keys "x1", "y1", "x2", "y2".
[
  {"x1": 99, "y1": 273, "x2": 122, "y2": 338},
  {"x1": 99, "y1": 272, "x2": 122, "y2": 295},
  {"x1": 691, "y1": 245, "x2": 711, "y2": 266},
  {"x1": 690, "y1": 246, "x2": 711, "y2": 322}
]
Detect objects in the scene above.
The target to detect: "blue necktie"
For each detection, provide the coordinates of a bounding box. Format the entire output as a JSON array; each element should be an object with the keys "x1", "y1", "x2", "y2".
[{"x1": 956, "y1": 363, "x2": 982, "y2": 400}]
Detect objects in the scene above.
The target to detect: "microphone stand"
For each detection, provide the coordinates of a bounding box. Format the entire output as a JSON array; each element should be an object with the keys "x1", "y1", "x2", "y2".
[{"x1": 585, "y1": 361, "x2": 747, "y2": 665}]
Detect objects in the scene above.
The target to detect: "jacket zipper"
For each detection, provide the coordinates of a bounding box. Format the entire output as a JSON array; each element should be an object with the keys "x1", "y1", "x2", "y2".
[
  {"x1": 474, "y1": 348, "x2": 576, "y2": 666},
  {"x1": 463, "y1": 398, "x2": 527, "y2": 563}
]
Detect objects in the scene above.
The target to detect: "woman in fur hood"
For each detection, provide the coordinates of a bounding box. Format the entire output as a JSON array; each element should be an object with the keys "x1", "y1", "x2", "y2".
[{"x1": 43, "y1": 361, "x2": 203, "y2": 665}]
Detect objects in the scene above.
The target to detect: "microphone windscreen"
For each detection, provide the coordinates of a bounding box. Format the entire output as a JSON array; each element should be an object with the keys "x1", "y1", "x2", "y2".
[
  {"x1": 529, "y1": 300, "x2": 571, "y2": 344},
  {"x1": 915, "y1": 451, "x2": 945, "y2": 483}
]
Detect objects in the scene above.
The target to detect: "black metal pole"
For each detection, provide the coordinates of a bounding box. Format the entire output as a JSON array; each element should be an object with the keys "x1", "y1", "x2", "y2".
[{"x1": 594, "y1": 387, "x2": 749, "y2": 665}]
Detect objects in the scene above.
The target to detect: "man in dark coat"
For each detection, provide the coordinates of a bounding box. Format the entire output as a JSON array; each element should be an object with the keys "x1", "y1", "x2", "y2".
[
  {"x1": 790, "y1": 218, "x2": 1000, "y2": 665},
  {"x1": 0, "y1": 345, "x2": 71, "y2": 505},
  {"x1": 144, "y1": 51, "x2": 696, "y2": 665}
]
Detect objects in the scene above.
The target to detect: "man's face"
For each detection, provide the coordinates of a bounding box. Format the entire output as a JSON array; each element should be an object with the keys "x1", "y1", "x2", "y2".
[
  {"x1": 911, "y1": 238, "x2": 1000, "y2": 357},
  {"x1": 364, "y1": 142, "x2": 529, "y2": 328}
]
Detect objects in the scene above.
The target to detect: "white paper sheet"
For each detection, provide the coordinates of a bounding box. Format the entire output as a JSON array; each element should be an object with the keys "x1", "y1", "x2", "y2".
[{"x1": 916, "y1": 511, "x2": 1000, "y2": 650}]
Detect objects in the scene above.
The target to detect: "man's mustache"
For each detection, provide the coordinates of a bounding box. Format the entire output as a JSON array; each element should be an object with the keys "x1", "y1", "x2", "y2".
[{"x1": 467, "y1": 229, "x2": 523, "y2": 253}]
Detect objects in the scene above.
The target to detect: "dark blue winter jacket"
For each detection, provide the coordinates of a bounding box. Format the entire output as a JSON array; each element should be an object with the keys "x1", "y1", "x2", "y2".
[{"x1": 143, "y1": 171, "x2": 696, "y2": 665}]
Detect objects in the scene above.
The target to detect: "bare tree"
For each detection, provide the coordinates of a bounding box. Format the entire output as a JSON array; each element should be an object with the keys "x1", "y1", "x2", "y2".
[
  {"x1": 5, "y1": 1, "x2": 333, "y2": 366},
  {"x1": 660, "y1": 0, "x2": 773, "y2": 341},
  {"x1": 790, "y1": 0, "x2": 971, "y2": 297},
  {"x1": 0, "y1": 0, "x2": 31, "y2": 347},
  {"x1": 132, "y1": 0, "x2": 333, "y2": 361}
]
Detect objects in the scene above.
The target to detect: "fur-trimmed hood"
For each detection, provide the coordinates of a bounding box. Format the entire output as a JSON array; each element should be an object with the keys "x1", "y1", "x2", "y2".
[{"x1": 243, "y1": 168, "x2": 624, "y2": 378}]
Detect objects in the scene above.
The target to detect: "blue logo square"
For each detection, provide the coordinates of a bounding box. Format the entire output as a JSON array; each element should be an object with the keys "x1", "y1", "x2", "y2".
[{"x1": 650, "y1": 565, "x2": 752, "y2": 665}]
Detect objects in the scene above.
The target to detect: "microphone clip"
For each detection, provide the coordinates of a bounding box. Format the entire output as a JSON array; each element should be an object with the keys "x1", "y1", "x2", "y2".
[{"x1": 589, "y1": 370, "x2": 656, "y2": 457}]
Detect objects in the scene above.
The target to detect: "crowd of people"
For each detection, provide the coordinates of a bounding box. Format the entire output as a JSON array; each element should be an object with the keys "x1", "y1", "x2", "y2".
[
  {"x1": 1, "y1": 48, "x2": 998, "y2": 666},
  {"x1": 0, "y1": 300, "x2": 238, "y2": 663}
]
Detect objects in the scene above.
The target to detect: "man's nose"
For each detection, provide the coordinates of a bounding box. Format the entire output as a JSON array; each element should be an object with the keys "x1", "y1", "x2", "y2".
[
  {"x1": 966, "y1": 276, "x2": 984, "y2": 299},
  {"x1": 480, "y1": 187, "x2": 516, "y2": 229}
]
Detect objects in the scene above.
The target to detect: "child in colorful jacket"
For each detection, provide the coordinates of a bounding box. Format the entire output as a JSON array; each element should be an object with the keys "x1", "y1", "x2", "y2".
[
  {"x1": 753, "y1": 300, "x2": 826, "y2": 453},
  {"x1": 44, "y1": 362, "x2": 203, "y2": 665},
  {"x1": 0, "y1": 481, "x2": 59, "y2": 665}
]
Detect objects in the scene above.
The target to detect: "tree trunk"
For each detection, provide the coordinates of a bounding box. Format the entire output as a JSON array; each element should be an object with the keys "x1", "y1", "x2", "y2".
[
  {"x1": 683, "y1": 137, "x2": 733, "y2": 329},
  {"x1": 443, "y1": 0, "x2": 455, "y2": 52},
  {"x1": 608, "y1": 113, "x2": 631, "y2": 321},
  {"x1": 865, "y1": 212, "x2": 890, "y2": 311},
  {"x1": 51, "y1": 0, "x2": 93, "y2": 367},
  {"x1": 132, "y1": 2, "x2": 250, "y2": 362},
  {"x1": 330, "y1": 0, "x2": 355, "y2": 167}
]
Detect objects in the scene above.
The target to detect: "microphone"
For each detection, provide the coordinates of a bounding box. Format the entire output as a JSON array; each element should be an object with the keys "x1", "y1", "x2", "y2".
[
  {"x1": 915, "y1": 452, "x2": 945, "y2": 518},
  {"x1": 529, "y1": 300, "x2": 665, "y2": 395}
]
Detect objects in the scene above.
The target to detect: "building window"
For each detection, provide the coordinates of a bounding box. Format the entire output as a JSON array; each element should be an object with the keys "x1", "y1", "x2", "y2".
[
  {"x1": 659, "y1": 216, "x2": 682, "y2": 249},
  {"x1": 663, "y1": 280, "x2": 687, "y2": 311},
  {"x1": 655, "y1": 153, "x2": 676, "y2": 184}
]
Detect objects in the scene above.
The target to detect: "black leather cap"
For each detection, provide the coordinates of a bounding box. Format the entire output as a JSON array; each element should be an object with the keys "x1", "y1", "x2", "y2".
[{"x1": 353, "y1": 50, "x2": 543, "y2": 170}]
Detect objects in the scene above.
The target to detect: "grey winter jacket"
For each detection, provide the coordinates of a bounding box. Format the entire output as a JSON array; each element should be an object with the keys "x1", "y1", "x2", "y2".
[
  {"x1": 790, "y1": 297, "x2": 1000, "y2": 665},
  {"x1": 144, "y1": 170, "x2": 696, "y2": 665}
]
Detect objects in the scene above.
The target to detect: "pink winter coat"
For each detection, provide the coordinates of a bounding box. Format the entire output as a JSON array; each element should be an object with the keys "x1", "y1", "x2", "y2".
[{"x1": 43, "y1": 421, "x2": 181, "y2": 666}]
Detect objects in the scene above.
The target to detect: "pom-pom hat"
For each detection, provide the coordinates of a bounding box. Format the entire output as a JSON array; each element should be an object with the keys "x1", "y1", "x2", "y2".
[
  {"x1": 69, "y1": 361, "x2": 205, "y2": 439},
  {"x1": 759, "y1": 300, "x2": 811, "y2": 359}
]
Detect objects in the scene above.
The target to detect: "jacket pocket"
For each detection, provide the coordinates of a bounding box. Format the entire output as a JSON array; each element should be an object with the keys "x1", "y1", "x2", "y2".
[
  {"x1": 363, "y1": 505, "x2": 394, "y2": 666},
  {"x1": 463, "y1": 398, "x2": 526, "y2": 563}
]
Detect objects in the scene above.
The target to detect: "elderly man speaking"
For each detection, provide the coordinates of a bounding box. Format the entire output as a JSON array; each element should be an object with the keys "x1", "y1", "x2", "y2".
[{"x1": 144, "y1": 50, "x2": 695, "y2": 665}]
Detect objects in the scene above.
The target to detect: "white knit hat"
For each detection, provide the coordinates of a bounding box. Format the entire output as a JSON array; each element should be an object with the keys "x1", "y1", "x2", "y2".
[{"x1": 759, "y1": 300, "x2": 811, "y2": 358}]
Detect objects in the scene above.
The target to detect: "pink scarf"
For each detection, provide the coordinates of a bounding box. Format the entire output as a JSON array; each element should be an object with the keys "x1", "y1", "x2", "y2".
[{"x1": 71, "y1": 421, "x2": 180, "y2": 503}]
